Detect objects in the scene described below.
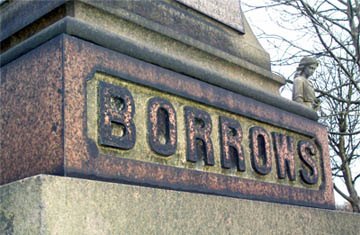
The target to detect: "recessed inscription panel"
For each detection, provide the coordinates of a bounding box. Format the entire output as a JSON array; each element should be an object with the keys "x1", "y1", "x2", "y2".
[
  {"x1": 176, "y1": 0, "x2": 244, "y2": 33},
  {"x1": 87, "y1": 73, "x2": 322, "y2": 190}
]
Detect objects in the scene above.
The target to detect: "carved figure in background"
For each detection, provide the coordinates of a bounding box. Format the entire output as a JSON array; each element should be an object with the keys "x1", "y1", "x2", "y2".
[{"x1": 292, "y1": 57, "x2": 320, "y2": 110}]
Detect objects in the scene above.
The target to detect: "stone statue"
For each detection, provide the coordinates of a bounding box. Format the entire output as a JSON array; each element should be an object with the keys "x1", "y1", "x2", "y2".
[{"x1": 292, "y1": 57, "x2": 320, "y2": 110}]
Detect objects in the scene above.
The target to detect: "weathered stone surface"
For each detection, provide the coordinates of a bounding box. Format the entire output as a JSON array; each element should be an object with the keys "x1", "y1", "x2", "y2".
[
  {"x1": 176, "y1": 0, "x2": 244, "y2": 33},
  {"x1": 88, "y1": 74, "x2": 323, "y2": 191},
  {"x1": 0, "y1": 0, "x2": 284, "y2": 97},
  {"x1": 0, "y1": 0, "x2": 314, "y2": 121},
  {"x1": 1, "y1": 175, "x2": 359, "y2": 235},
  {"x1": 0, "y1": 35, "x2": 333, "y2": 208},
  {"x1": 0, "y1": 35, "x2": 64, "y2": 184},
  {"x1": 0, "y1": 177, "x2": 43, "y2": 235},
  {"x1": 0, "y1": 1, "x2": 333, "y2": 212}
]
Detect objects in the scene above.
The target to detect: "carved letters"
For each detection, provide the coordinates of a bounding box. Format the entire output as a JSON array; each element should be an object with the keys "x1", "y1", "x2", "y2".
[
  {"x1": 219, "y1": 116, "x2": 245, "y2": 171},
  {"x1": 185, "y1": 107, "x2": 214, "y2": 165},
  {"x1": 98, "y1": 81, "x2": 319, "y2": 185},
  {"x1": 99, "y1": 81, "x2": 136, "y2": 149},
  {"x1": 148, "y1": 97, "x2": 177, "y2": 156}
]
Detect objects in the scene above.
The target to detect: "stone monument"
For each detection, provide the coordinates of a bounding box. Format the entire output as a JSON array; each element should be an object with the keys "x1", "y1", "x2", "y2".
[{"x1": 1, "y1": 0, "x2": 359, "y2": 234}]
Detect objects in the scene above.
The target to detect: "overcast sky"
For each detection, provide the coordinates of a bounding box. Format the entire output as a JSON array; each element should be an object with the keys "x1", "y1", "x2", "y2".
[{"x1": 241, "y1": 1, "x2": 360, "y2": 206}]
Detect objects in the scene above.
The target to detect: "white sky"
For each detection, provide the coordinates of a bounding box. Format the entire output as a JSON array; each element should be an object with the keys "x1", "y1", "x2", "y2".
[{"x1": 241, "y1": 0, "x2": 360, "y2": 206}]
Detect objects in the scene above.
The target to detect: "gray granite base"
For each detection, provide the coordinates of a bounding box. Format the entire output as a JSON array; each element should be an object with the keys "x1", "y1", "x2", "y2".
[{"x1": 1, "y1": 175, "x2": 359, "y2": 235}]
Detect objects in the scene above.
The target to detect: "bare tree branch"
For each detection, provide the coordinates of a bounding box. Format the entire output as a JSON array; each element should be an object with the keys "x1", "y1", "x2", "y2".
[
  {"x1": 334, "y1": 183, "x2": 353, "y2": 202},
  {"x1": 244, "y1": 0, "x2": 360, "y2": 213},
  {"x1": 354, "y1": 174, "x2": 360, "y2": 184}
]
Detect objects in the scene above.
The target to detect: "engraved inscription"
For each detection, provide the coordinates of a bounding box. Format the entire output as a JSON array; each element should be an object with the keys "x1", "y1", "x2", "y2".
[
  {"x1": 148, "y1": 97, "x2": 177, "y2": 156},
  {"x1": 88, "y1": 76, "x2": 323, "y2": 190},
  {"x1": 249, "y1": 127, "x2": 273, "y2": 175},
  {"x1": 272, "y1": 133, "x2": 296, "y2": 181},
  {"x1": 219, "y1": 116, "x2": 245, "y2": 171},
  {"x1": 176, "y1": 0, "x2": 244, "y2": 33},
  {"x1": 298, "y1": 140, "x2": 319, "y2": 185},
  {"x1": 99, "y1": 81, "x2": 136, "y2": 149},
  {"x1": 185, "y1": 106, "x2": 215, "y2": 166}
]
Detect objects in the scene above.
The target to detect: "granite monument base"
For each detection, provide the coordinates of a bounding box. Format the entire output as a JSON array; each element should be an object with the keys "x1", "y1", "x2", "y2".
[
  {"x1": 1, "y1": 175, "x2": 358, "y2": 235},
  {"x1": 1, "y1": 1, "x2": 335, "y2": 209}
]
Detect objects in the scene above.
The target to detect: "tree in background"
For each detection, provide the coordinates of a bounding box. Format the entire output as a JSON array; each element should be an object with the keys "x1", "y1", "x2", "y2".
[{"x1": 243, "y1": 0, "x2": 360, "y2": 212}]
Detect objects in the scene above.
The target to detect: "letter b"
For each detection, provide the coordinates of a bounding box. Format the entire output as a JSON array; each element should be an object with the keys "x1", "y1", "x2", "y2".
[{"x1": 99, "y1": 81, "x2": 136, "y2": 150}]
